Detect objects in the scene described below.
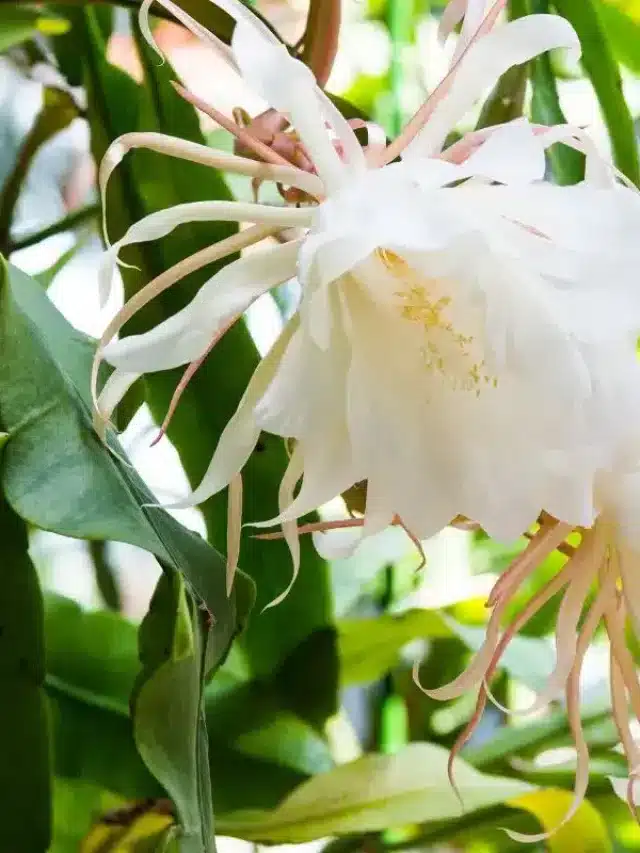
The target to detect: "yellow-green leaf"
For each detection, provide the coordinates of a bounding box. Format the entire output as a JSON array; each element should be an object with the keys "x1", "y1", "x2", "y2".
[
  {"x1": 338, "y1": 609, "x2": 449, "y2": 686},
  {"x1": 216, "y1": 743, "x2": 533, "y2": 843},
  {"x1": 509, "y1": 789, "x2": 612, "y2": 852}
]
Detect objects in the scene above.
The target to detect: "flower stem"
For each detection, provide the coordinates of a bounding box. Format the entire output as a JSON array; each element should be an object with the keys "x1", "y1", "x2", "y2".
[{"x1": 7, "y1": 203, "x2": 100, "y2": 254}]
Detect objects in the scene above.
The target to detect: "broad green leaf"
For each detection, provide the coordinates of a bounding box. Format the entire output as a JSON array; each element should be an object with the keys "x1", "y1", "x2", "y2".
[
  {"x1": 216, "y1": 743, "x2": 533, "y2": 842},
  {"x1": 78, "y1": 10, "x2": 336, "y2": 687},
  {"x1": 555, "y1": 0, "x2": 640, "y2": 185},
  {"x1": 528, "y1": 0, "x2": 585, "y2": 184},
  {"x1": 0, "y1": 257, "x2": 249, "y2": 655},
  {"x1": 0, "y1": 88, "x2": 78, "y2": 252},
  {"x1": 0, "y1": 7, "x2": 68, "y2": 53},
  {"x1": 45, "y1": 594, "x2": 138, "y2": 712},
  {"x1": 44, "y1": 595, "x2": 158, "y2": 800},
  {"x1": 338, "y1": 609, "x2": 449, "y2": 686},
  {"x1": 0, "y1": 496, "x2": 51, "y2": 852},
  {"x1": 132, "y1": 573, "x2": 212, "y2": 852},
  {"x1": 232, "y1": 715, "x2": 333, "y2": 776},
  {"x1": 509, "y1": 789, "x2": 612, "y2": 852}
]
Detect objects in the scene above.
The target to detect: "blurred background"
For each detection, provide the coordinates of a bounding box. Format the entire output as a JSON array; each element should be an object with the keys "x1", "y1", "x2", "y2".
[{"x1": 3, "y1": 1, "x2": 640, "y2": 851}]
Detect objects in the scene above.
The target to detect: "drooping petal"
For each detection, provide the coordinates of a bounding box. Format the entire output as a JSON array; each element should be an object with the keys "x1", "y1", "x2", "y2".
[
  {"x1": 99, "y1": 200, "x2": 309, "y2": 306},
  {"x1": 94, "y1": 369, "x2": 141, "y2": 436},
  {"x1": 104, "y1": 239, "x2": 300, "y2": 373},
  {"x1": 262, "y1": 446, "x2": 304, "y2": 610},
  {"x1": 92, "y1": 225, "x2": 273, "y2": 418},
  {"x1": 99, "y1": 132, "x2": 324, "y2": 218},
  {"x1": 251, "y1": 294, "x2": 361, "y2": 528},
  {"x1": 226, "y1": 472, "x2": 243, "y2": 595},
  {"x1": 405, "y1": 14, "x2": 580, "y2": 156},
  {"x1": 167, "y1": 316, "x2": 299, "y2": 509}
]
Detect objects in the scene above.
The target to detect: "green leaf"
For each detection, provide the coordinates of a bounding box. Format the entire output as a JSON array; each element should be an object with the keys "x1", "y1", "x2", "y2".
[
  {"x1": 596, "y1": 0, "x2": 640, "y2": 73},
  {"x1": 554, "y1": 0, "x2": 640, "y2": 185},
  {"x1": 78, "y1": 9, "x2": 336, "y2": 686},
  {"x1": 0, "y1": 257, "x2": 250, "y2": 651},
  {"x1": 476, "y1": 64, "x2": 528, "y2": 129},
  {"x1": 0, "y1": 7, "x2": 68, "y2": 53},
  {"x1": 0, "y1": 495, "x2": 51, "y2": 852},
  {"x1": 44, "y1": 594, "x2": 158, "y2": 799},
  {"x1": 338, "y1": 609, "x2": 449, "y2": 686},
  {"x1": 133, "y1": 572, "x2": 213, "y2": 852},
  {"x1": 216, "y1": 743, "x2": 533, "y2": 843},
  {"x1": 528, "y1": 0, "x2": 585, "y2": 184},
  {"x1": 45, "y1": 593, "x2": 137, "y2": 712},
  {"x1": 509, "y1": 789, "x2": 612, "y2": 852},
  {"x1": 0, "y1": 88, "x2": 79, "y2": 252}
]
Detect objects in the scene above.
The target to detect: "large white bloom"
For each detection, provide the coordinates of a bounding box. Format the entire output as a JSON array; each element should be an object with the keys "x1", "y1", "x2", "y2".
[{"x1": 96, "y1": 0, "x2": 640, "y2": 564}]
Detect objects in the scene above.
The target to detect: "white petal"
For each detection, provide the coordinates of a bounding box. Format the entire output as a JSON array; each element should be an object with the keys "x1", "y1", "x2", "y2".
[
  {"x1": 449, "y1": 0, "x2": 496, "y2": 65},
  {"x1": 439, "y1": 0, "x2": 472, "y2": 44},
  {"x1": 231, "y1": 21, "x2": 350, "y2": 192},
  {"x1": 251, "y1": 426, "x2": 358, "y2": 528},
  {"x1": 99, "y1": 200, "x2": 309, "y2": 305},
  {"x1": 462, "y1": 118, "x2": 546, "y2": 184},
  {"x1": 199, "y1": 0, "x2": 279, "y2": 43},
  {"x1": 104, "y1": 240, "x2": 299, "y2": 373},
  {"x1": 609, "y1": 775, "x2": 640, "y2": 805},
  {"x1": 344, "y1": 288, "x2": 457, "y2": 538},
  {"x1": 406, "y1": 15, "x2": 580, "y2": 156},
  {"x1": 168, "y1": 316, "x2": 299, "y2": 508},
  {"x1": 262, "y1": 446, "x2": 304, "y2": 610},
  {"x1": 100, "y1": 133, "x2": 324, "y2": 210},
  {"x1": 254, "y1": 291, "x2": 349, "y2": 438},
  {"x1": 94, "y1": 369, "x2": 141, "y2": 437}
]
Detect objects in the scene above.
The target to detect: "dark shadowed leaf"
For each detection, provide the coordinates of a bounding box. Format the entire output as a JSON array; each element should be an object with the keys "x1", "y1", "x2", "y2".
[{"x1": 0, "y1": 496, "x2": 51, "y2": 852}]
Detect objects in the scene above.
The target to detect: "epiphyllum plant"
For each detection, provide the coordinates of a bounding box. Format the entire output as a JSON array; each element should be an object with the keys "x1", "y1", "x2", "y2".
[{"x1": 93, "y1": 0, "x2": 640, "y2": 828}]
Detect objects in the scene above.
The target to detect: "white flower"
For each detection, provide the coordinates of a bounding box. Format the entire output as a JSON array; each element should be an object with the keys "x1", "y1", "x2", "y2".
[{"x1": 94, "y1": 0, "x2": 640, "y2": 577}]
